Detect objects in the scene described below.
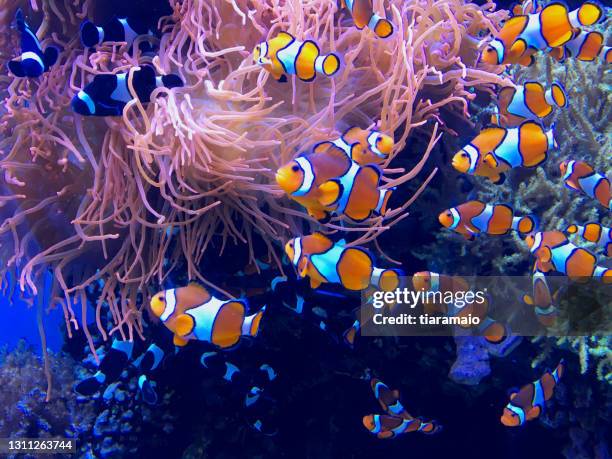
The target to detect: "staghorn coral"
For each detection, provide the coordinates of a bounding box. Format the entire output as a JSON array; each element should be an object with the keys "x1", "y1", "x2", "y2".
[{"x1": 0, "y1": 0, "x2": 509, "y2": 362}]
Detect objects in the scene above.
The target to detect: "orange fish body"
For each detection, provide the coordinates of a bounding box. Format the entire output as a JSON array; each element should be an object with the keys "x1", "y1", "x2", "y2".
[
  {"x1": 523, "y1": 267, "x2": 559, "y2": 327},
  {"x1": 566, "y1": 223, "x2": 611, "y2": 257},
  {"x1": 501, "y1": 359, "x2": 565, "y2": 426},
  {"x1": 493, "y1": 81, "x2": 567, "y2": 127},
  {"x1": 341, "y1": 0, "x2": 394, "y2": 38},
  {"x1": 438, "y1": 201, "x2": 537, "y2": 240},
  {"x1": 512, "y1": 0, "x2": 542, "y2": 16},
  {"x1": 549, "y1": 31, "x2": 612, "y2": 63},
  {"x1": 284, "y1": 232, "x2": 403, "y2": 291},
  {"x1": 526, "y1": 230, "x2": 611, "y2": 282},
  {"x1": 254, "y1": 32, "x2": 340, "y2": 82},
  {"x1": 150, "y1": 283, "x2": 265, "y2": 348},
  {"x1": 276, "y1": 145, "x2": 393, "y2": 222},
  {"x1": 560, "y1": 160, "x2": 611, "y2": 210},
  {"x1": 481, "y1": 2, "x2": 604, "y2": 66}
]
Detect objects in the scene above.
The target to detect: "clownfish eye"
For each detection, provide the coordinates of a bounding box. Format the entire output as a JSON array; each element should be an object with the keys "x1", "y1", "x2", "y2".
[
  {"x1": 159, "y1": 295, "x2": 165, "y2": 302},
  {"x1": 446, "y1": 211, "x2": 452, "y2": 217},
  {"x1": 289, "y1": 241, "x2": 294, "y2": 247},
  {"x1": 291, "y1": 165, "x2": 300, "y2": 172}
]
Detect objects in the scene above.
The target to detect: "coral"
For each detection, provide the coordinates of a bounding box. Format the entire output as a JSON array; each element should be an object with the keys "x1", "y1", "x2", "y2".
[
  {"x1": 0, "y1": 340, "x2": 175, "y2": 458},
  {"x1": 0, "y1": 0, "x2": 509, "y2": 356}
]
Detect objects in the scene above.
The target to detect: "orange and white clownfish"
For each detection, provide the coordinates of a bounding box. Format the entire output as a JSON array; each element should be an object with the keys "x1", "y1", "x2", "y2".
[
  {"x1": 566, "y1": 223, "x2": 611, "y2": 257},
  {"x1": 548, "y1": 31, "x2": 612, "y2": 64},
  {"x1": 284, "y1": 232, "x2": 404, "y2": 291},
  {"x1": 481, "y1": 2, "x2": 604, "y2": 66},
  {"x1": 275, "y1": 146, "x2": 393, "y2": 222},
  {"x1": 150, "y1": 283, "x2": 265, "y2": 348},
  {"x1": 560, "y1": 160, "x2": 611, "y2": 210},
  {"x1": 362, "y1": 414, "x2": 440, "y2": 439},
  {"x1": 491, "y1": 81, "x2": 568, "y2": 127},
  {"x1": 340, "y1": 0, "x2": 394, "y2": 38},
  {"x1": 479, "y1": 121, "x2": 556, "y2": 174},
  {"x1": 370, "y1": 378, "x2": 409, "y2": 418},
  {"x1": 511, "y1": 0, "x2": 542, "y2": 16},
  {"x1": 438, "y1": 201, "x2": 537, "y2": 240},
  {"x1": 501, "y1": 359, "x2": 565, "y2": 427},
  {"x1": 525, "y1": 230, "x2": 611, "y2": 282},
  {"x1": 523, "y1": 266, "x2": 559, "y2": 328},
  {"x1": 315, "y1": 126, "x2": 394, "y2": 166},
  {"x1": 452, "y1": 122, "x2": 555, "y2": 183},
  {"x1": 254, "y1": 31, "x2": 340, "y2": 82}
]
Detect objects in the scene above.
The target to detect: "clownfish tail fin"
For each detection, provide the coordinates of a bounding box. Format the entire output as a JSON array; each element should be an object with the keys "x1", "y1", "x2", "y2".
[
  {"x1": 569, "y1": 2, "x2": 603, "y2": 28},
  {"x1": 80, "y1": 19, "x2": 102, "y2": 47},
  {"x1": 242, "y1": 306, "x2": 266, "y2": 338},
  {"x1": 513, "y1": 214, "x2": 539, "y2": 235},
  {"x1": 603, "y1": 47, "x2": 612, "y2": 64},
  {"x1": 419, "y1": 419, "x2": 442, "y2": 434},
  {"x1": 374, "y1": 187, "x2": 394, "y2": 216},
  {"x1": 368, "y1": 14, "x2": 394, "y2": 39},
  {"x1": 545, "y1": 82, "x2": 568, "y2": 109},
  {"x1": 315, "y1": 52, "x2": 340, "y2": 77}
]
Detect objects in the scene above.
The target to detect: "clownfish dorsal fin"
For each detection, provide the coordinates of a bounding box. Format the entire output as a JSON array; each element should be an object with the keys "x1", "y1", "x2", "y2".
[
  {"x1": 321, "y1": 143, "x2": 352, "y2": 162},
  {"x1": 313, "y1": 141, "x2": 335, "y2": 154},
  {"x1": 277, "y1": 31, "x2": 295, "y2": 42},
  {"x1": 311, "y1": 231, "x2": 332, "y2": 244}
]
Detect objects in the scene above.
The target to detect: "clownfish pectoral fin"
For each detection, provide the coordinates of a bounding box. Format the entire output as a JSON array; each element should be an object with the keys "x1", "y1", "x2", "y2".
[
  {"x1": 523, "y1": 294, "x2": 534, "y2": 305},
  {"x1": 509, "y1": 39, "x2": 527, "y2": 59},
  {"x1": 175, "y1": 313, "x2": 196, "y2": 337},
  {"x1": 297, "y1": 256, "x2": 310, "y2": 279},
  {"x1": 507, "y1": 387, "x2": 519, "y2": 399},
  {"x1": 277, "y1": 74, "x2": 288, "y2": 83},
  {"x1": 492, "y1": 172, "x2": 506, "y2": 185},
  {"x1": 43, "y1": 46, "x2": 60, "y2": 69},
  {"x1": 483, "y1": 153, "x2": 499, "y2": 169},
  {"x1": 309, "y1": 276, "x2": 322, "y2": 289},
  {"x1": 526, "y1": 405, "x2": 541, "y2": 420},
  {"x1": 539, "y1": 247, "x2": 552, "y2": 264},
  {"x1": 173, "y1": 334, "x2": 189, "y2": 347},
  {"x1": 8, "y1": 60, "x2": 26, "y2": 78},
  {"x1": 318, "y1": 179, "x2": 343, "y2": 207}
]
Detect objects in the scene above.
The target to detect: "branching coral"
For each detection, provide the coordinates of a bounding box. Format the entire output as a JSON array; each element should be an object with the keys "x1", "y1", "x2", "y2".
[{"x1": 0, "y1": 0, "x2": 508, "y2": 363}]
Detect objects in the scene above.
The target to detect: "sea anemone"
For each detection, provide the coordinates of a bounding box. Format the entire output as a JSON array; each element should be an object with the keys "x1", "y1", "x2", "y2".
[{"x1": 0, "y1": 0, "x2": 508, "y2": 374}]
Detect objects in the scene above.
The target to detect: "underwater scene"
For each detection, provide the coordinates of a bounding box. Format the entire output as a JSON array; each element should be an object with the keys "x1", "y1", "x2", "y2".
[{"x1": 0, "y1": 0, "x2": 610, "y2": 457}]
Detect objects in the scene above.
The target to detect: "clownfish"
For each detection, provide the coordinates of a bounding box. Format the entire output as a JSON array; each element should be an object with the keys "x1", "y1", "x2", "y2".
[
  {"x1": 150, "y1": 283, "x2": 266, "y2": 348},
  {"x1": 343, "y1": 319, "x2": 361, "y2": 347},
  {"x1": 501, "y1": 359, "x2": 565, "y2": 427},
  {"x1": 363, "y1": 378, "x2": 441, "y2": 439},
  {"x1": 438, "y1": 201, "x2": 537, "y2": 240},
  {"x1": 480, "y1": 121, "x2": 556, "y2": 175},
  {"x1": 548, "y1": 31, "x2": 612, "y2": 64},
  {"x1": 80, "y1": 16, "x2": 153, "y2": 48},
  {"x1": 71, "y1": 65, "x2": 183, "y2": 116},
  {"x1": 254, "y1": 32, "x2": 340, "y2": 83},
  {"x1": 566, "y1": 223, "x2": 611, "y2": 257},
  {"x1": 560, "y1": 160, "x2": 611, "y2": 210},
  {"x1": 452, "y1": 122, "x2": 556, "y2": 183},
  {"x1": 8, "y1": 9, "x2": 59, "y2": 78},
  {"x1": 481, "y1": 2, "x2": 604, "y2": 66},
  {"x1": 492, "y1": 81, "x2": 568, "y2": 127},
  {"x1": 284, "y1": 232, "x2": 403, "y2": 291},
  {"x1": 523, "y1": 267, "x2": 559, "y2": 328},
  {"x1": 511, "y1": 0, "x2": 542, "y2": 16},
  {"x1": 314, "y1": 126, "x2": 394, "y2": 166},
  {"x1": 525, "y1": 231, "x2": 611, "y2": 282},
  {"x1": 340, "y1": 0, "x2": 394, "y2": 39},
  {"x1": 362, "y1": 414, "x2": 440, "y2": 439},
  {"x1": 275, "y1": 145, "x2": 393, "y2": 222}
]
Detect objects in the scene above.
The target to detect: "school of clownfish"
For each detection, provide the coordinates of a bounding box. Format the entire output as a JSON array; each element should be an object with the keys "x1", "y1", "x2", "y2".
[{"x1": 6, "y1": 0, "x2": 609, "y2": 438}]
